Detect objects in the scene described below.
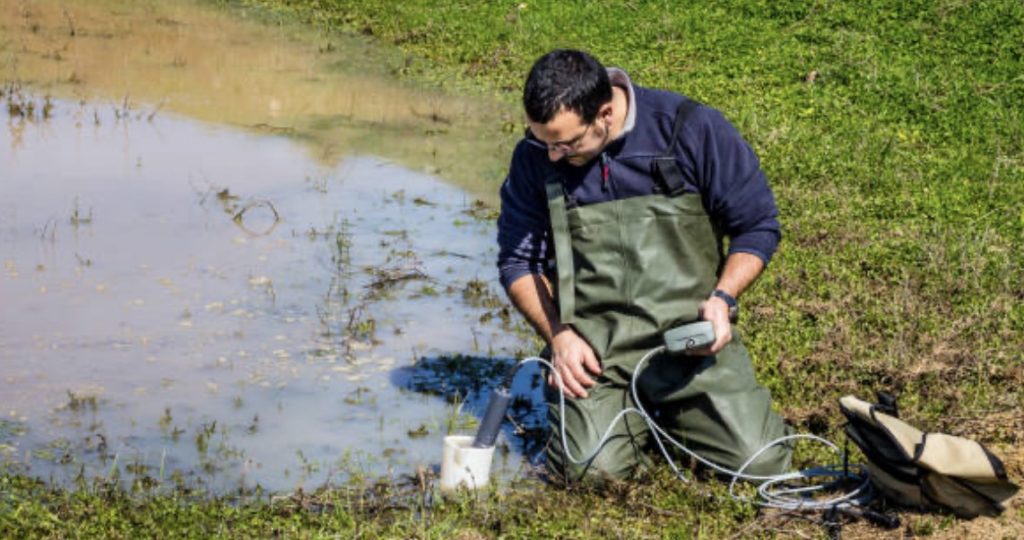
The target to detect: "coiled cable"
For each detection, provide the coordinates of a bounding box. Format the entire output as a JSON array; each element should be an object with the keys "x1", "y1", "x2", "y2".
[{"x1": 511, "y1": 347, "x2": 874, "y2": 512}]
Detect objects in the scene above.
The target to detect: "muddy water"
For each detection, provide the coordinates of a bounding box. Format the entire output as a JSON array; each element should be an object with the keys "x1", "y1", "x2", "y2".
[{"x1": 0, "y1": 1, "x2": 544, "y2": 493}]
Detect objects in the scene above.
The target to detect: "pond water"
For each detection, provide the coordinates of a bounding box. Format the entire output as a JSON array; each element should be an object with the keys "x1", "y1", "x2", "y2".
[{"x1": 0, "y1": 0, "x2": 545, "y2": 493}]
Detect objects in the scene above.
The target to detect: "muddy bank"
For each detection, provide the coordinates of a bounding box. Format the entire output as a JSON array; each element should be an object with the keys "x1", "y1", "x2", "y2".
[{"x1": 0, "y1": 0, "x2": 519, "y2": 204}]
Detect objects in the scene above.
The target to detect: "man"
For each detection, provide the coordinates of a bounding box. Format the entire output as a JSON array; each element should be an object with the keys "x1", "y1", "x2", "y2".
[{"x1": 497, "y1": 49, "x2": 791, "y2": 482}]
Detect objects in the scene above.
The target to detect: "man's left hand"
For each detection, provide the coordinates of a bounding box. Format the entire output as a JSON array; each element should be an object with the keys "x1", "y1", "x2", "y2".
[{"x1": 693, "y1": 295, "x2": 732, "y2": 355}]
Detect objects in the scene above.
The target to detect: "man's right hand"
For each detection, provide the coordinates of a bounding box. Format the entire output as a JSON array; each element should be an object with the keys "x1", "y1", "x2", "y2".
[{"x1": 547, "y1": 327, "x2": 602, "y2": 399}]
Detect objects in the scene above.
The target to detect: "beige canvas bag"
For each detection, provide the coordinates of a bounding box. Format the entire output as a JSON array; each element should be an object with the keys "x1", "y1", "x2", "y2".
[{"x1": 839, "y1": 394, "x2": 1018, "y2": 518}]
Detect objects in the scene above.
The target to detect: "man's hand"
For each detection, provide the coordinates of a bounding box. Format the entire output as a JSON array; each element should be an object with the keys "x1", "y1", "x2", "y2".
[
  {"x1": 693, "y1": 295, "x2": 733, "y2": 355},
  {"x1": 687, "y1": 252, "x2": 763, "y2": 355},
  {"x1": 547, "y1": 327, "x2": 602, "y2": 398},
  {"x1": 504, "y1": 274, "x2": 601, "y2": 398}
]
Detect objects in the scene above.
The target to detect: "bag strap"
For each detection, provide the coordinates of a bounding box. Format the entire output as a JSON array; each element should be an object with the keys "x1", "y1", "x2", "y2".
[
  {"x1": 875, "y1": 390, "x2": 899, "y2": 417},
  {"x1": 545, "y1": 174, "x2": 575, "y2": 325},
  {"x1": 651, "y1": 98, "x2": 701, "y2": 196}
]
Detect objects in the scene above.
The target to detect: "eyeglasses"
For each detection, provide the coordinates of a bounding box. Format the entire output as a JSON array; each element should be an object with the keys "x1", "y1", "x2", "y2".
[{"x1": 534, "y1": 122, "x2": 593, "y2": 155}]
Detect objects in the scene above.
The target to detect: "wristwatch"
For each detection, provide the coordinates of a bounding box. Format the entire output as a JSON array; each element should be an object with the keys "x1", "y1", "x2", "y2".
[{"x1": 711, "y1": 289, "x2": 739, "y2": 323}]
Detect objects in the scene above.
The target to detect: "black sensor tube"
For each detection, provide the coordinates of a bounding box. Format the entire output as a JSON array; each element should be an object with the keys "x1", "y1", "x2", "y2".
[{"x1": 472, "y1": 386, "x2": 512, "y2": 448}]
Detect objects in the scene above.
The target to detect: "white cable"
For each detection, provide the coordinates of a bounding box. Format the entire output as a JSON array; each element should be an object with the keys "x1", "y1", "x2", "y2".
[{"x1": 514, "y1": 349, "x2": 873, "y2": 511}]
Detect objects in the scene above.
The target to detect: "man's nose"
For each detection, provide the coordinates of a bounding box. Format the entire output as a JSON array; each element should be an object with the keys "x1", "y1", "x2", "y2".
[{"x1": 548, "y1": 148, "x2": 566, "y2": 162}]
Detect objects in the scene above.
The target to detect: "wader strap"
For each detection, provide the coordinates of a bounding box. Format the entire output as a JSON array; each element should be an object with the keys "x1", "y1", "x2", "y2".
[
  {"x1": 545, "y1": 176, "x2": 575, "y2": 324},
  {"x1": 651, "y1": 98, "x2": 701, "y2": 196}
]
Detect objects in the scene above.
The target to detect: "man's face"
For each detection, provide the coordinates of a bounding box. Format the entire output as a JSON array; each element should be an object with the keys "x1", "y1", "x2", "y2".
[{"x1": 528, "y1": 106, "x2": 610, "y2": 167}]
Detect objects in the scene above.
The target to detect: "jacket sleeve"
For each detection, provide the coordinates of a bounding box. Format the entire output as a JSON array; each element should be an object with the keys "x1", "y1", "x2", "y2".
[
  {"x1": 496, "y1": 142, "x2": 552, "y2": 290},
  {"x1": 685, "y1": 107, "x2": 781, "y2": 264}
]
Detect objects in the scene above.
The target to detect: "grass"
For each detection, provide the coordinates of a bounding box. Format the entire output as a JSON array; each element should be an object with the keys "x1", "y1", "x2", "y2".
[
  {"x1": 0, "y1": 467, "x2": 802, "y2": 538},
  {"x1": 3, "y1": 0, "x2": 1023, "y2": 537}
]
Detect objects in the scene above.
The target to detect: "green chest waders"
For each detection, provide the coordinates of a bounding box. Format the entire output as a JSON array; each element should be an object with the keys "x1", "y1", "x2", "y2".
[{"x1": 543, "y1": 107, "x2": 791, "y2": 481}]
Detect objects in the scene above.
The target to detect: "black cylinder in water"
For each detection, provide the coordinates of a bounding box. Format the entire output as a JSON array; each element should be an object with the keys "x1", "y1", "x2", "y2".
[{"x1": 472, "y1": 386, "x2": 512, "y2": 448}]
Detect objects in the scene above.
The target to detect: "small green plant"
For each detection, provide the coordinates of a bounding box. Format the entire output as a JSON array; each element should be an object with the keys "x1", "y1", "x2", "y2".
[
  {"x1": 69, "y1": 198, "x2": 93, "y2": 227},
  {"x1": 442, "y1": 395, "x2": 478, "y2": 436},
  {"x1": 65, "y1": 390, "x2": 98, "y2": 412},
  {"x1": 305, "y1": 174, "x2": 329, "y2": 193},
  {"x1": 194, "y1": 421, "x2": 217, "y2": 455},
  {"x1": 158, "y1": 408, "x2": 173, "y2": 432}
]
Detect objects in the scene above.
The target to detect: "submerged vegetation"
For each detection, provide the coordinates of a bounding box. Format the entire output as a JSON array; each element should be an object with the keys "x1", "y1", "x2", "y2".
[{"x1": 3, "y1": 0, "x2": 1023, "y2": 537}]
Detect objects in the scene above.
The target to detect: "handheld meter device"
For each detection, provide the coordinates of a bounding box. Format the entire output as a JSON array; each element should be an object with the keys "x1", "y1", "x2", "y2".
[{"x1": 663, "y1": 321, "x2": 716, "y2": 354}]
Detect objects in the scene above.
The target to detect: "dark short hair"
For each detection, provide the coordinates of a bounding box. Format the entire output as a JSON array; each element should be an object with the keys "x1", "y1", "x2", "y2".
[{"x1": 523, "y1": 49, "x2": 611, "y2": 124}]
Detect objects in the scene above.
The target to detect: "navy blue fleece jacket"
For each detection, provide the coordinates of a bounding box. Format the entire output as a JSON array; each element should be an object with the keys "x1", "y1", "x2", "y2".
[{"x1": 497, "y1": 79, "x2": 780, "y2": 290}]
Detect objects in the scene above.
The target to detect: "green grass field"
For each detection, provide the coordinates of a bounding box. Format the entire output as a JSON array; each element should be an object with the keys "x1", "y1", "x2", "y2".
[{"x1": 3, "y1": 0, "x2": 1022, "y2": 537}]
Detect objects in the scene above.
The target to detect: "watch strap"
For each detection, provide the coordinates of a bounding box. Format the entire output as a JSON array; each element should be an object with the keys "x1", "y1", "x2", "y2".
[{"x1": 711, "y1": 289, "x2": 739, "y2": 323}]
